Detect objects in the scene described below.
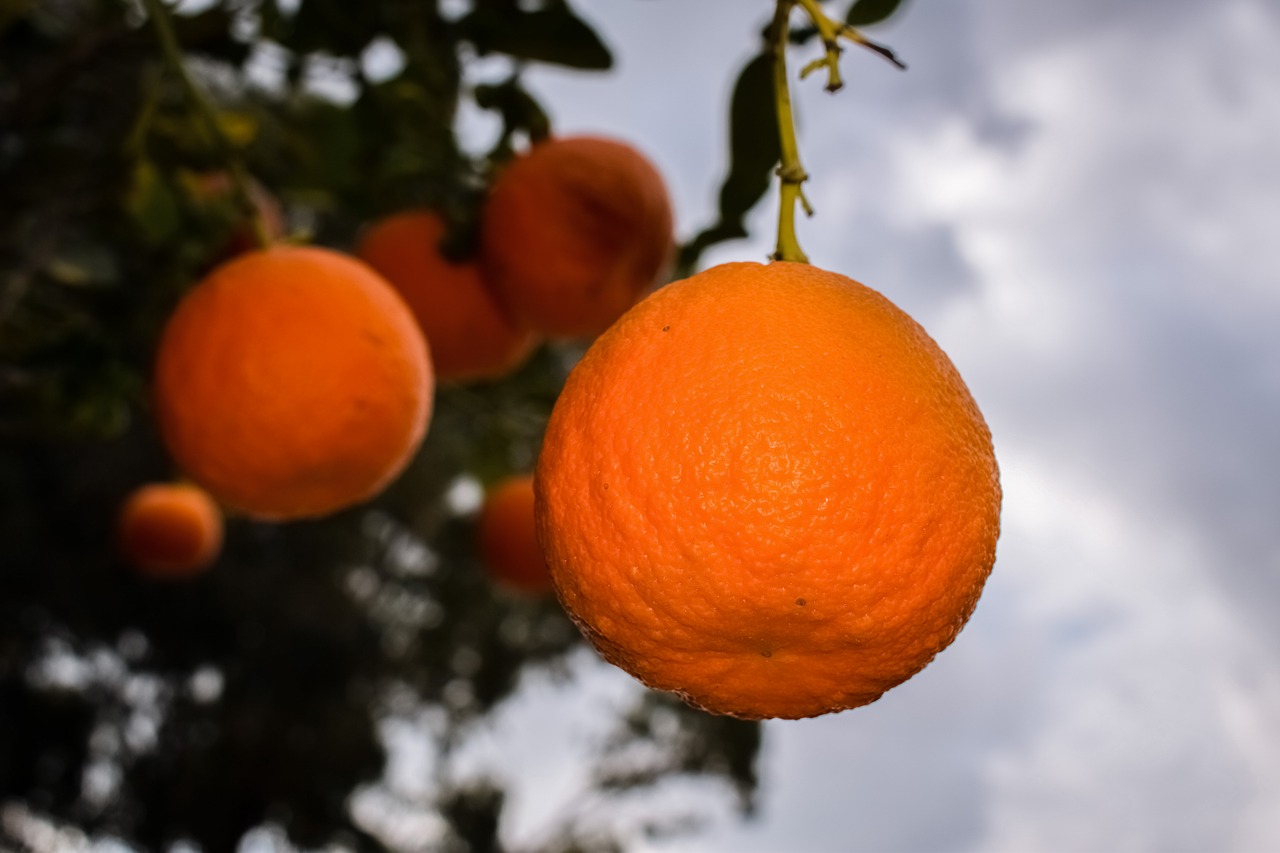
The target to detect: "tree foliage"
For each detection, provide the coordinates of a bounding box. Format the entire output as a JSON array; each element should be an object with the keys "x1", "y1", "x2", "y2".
[{"x1": 0, "y1": 0, "x2": 908, "y2": 850}]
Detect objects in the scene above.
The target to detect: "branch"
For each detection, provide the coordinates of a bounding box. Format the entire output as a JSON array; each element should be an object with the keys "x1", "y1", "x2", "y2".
[
  {"x1": 139, "y1": 0, "x2": 271, "y2": 249},
  {"x1": 795, "y1": 0, "x2": 906, "y2": 95},
  {"x1": 770, "y1": 1, "x2": 810, "y2": 264}
]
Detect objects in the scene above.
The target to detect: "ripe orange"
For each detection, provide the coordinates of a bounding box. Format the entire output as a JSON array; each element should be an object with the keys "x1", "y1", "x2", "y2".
[
  {"x1": 479, "y1": 135, "x2": 675, "y2": 339},
  {"x1": 476, "y1": 474, "x2": 553, "y2": 595},
  {"x1": 355, "y1": 210, "x2": 538, "y2": 382},
  {"x1": 152, "y1": 245, "x2": 433, "y2": 521},
  {"x1": 118, "y1": 482, "x2": 223, "y2": 579},
  {"x1": 535, "y1": 261, "x2": 1001, "y2": 719}
]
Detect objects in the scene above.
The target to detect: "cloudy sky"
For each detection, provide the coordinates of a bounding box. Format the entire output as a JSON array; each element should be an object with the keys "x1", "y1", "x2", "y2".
[{"x1": 449, "y1": 1, "x2": 1280, "y2": 850}]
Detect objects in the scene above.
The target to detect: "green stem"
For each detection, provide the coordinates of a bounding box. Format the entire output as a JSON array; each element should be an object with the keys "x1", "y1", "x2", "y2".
[
  {"x1": 770, "y1": 0, "x2": 809, "y2": 264},
  {"x1": 795, "y1": 0, "x2": 845, "y2": 91},
  {"x1": 140, "y1": 0, "x2": 272, "y2": 249}
]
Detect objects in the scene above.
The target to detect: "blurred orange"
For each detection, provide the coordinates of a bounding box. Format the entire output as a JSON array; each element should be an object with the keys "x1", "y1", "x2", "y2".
[
  {"x1": 356, "y1": 210, "x2": 537, "y2": 382},
  {"x1": 479, "y1": 135, "x2": 674, "y2": 338},
  {"x1": 152, "y1": 245, "x2": 433, "y2": 520},
  {"x1": 118, "y1": 482, "x2": 223, "y2": 579},
  {"x1": 477, "y1": 475, "x2": 552, "y2": 595}
]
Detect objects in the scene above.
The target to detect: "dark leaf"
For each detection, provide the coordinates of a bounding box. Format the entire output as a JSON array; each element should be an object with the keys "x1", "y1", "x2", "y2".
[
  {"x1": 846, "y1": 0, "x2": 907, "y2": 27},
  {"x1": 677, "y1": 52, "x2": 779, "y2": 274},
  {"x1": 474, "y1": 77, "x2": 553, "y2": 153},
  {"x1": 789, "y1": 24, "x2": 820, "y2": 45},
  {"x1": 275, "y1": 0, "x2": 380, "y2": 57},
  {"x1": 123, "y1": 161, "x2": 180, "y2": 247},
  {"x1": 720, "y1": 52, "x2": 780, "y2": 224},
  {"x1": 457, "y1": 4, "x2": 612, "y2": 70},
  {"x1": 170, "y1": 7, "x2": 251, "y2": 65}
]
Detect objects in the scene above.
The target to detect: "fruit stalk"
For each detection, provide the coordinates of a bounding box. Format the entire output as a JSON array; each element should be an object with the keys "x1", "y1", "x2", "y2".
[
  {"x1": 140, "y1": 0, "x2": 272, "y2": 249},
  {"x1": 794, "y1": 0, "x2": 907, "y2": 90},
  {"x1": 770, "y1": 0, "x2": 811, "y2": 264},
  {"x1": 795, "y1": 0, "x2": 847, "y2": 92}
]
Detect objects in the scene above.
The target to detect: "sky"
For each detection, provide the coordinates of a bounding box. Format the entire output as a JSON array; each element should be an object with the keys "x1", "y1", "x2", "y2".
[{"x1": 453, "y1": 1, "x2": 1280, "y2": 851}]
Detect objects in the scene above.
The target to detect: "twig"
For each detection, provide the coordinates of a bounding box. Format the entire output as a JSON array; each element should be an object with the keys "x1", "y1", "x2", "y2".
[
  {"x1": 768, "y1": 0, "x2": 906, "y2": 263},
  {"x1": 139, "y1": 0, "x2": 271, "y2": 248},
  {"x1": 769, "y1": 1, "x2": 810, "y2": 264}
]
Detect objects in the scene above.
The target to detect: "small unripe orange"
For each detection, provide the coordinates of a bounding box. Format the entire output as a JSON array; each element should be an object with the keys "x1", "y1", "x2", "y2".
[
  {"x1": 476, "y1": 475, "x2": 552, "y2": 595},
  {"x1": 118, "y1": 482, "x2": 224, "y2": 579}
]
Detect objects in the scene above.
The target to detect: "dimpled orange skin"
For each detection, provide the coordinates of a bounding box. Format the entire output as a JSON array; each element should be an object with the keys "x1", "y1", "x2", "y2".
[
  {"x1": 356, "y1": 210, "x2": 538, "y2": 382},
  {"x1": 535, "y1": 261, "x2": 1001, "y2": 720},
  {"x1": 153, "y1": 246, "x2": 433, "y2": 521},
  {"x1": 118, "y1": 483, "x2": 223, "y2": 579},
  {"x1": 479, "y1": 135, "x2": 675, "y2": 339},
  {"x1": 477, "y1": 475, "x2": 553, "y2": 595}
]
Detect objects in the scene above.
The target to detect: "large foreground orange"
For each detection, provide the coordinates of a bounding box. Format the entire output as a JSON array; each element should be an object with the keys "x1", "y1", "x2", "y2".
[
  {"x1": 479, "y1": 135, "x2": 674, "y2": 338},
  {"x1": 535, "y1": 261, "x2": 1001, "y2": 719},
  {"x1": 356, "y1": 210, "x2": 537, "y2": 382},
  {"x1": 153, "y1": 246, "x2": 433, "y2": 520}
]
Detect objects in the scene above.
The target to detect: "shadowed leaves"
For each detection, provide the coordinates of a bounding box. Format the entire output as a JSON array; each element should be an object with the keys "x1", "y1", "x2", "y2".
[{"x1": 457, "y1": 2, "x2": 612, "y2": 70}]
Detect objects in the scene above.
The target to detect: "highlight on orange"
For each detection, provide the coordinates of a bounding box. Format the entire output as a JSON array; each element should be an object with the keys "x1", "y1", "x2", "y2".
[
  {"x1": 152, "y1": 245, "x2": 433, "y2": 521},
  {"x1": 355, "y1": 209, "x2": 537, "y2": 382},
  {"x1": 118, "y1": 482, "x2": 224, "y2": 579},
  {"x1": 536, "y1": 260, "x2": 1002, "y2": 719},
  {"x1": 476, "y1": 474, "x2": 552, "y2": 596},
  {"x1": 479, "y1": 134, "x2": 675, "y2": 339}
]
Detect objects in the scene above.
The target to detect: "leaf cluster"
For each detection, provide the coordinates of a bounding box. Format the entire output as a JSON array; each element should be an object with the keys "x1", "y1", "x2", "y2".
[{"x1": 679, "y1": 0, "x2": 909, "y2": 273}]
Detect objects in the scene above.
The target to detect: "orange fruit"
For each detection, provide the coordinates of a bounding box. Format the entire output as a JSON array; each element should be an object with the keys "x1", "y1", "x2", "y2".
[
  {"x1": 535, "y1": 261, "x2": 1001, "y2": 719},
  {"x1": 476, "y1": 474, "x2": 553, "y2": 595},
  {"x1": 479, "y1": 135, "x2": 675, "y2": 338},
  {"x1": 118, "y1": 482, "x2": 223, "y2": 579},
  {"x1": 355, "y1": 210, "x2": 538, "y2": 382},
  {"x1": 152, "y1": 245, "x2": 433, "y2": 520}
]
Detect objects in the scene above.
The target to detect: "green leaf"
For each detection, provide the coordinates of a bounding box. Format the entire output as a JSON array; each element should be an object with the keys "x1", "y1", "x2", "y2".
[
  {"x1": 457, "y1": 4, "x2": 612, "y2": 70},
  {"x1": 123, "y1": 160, "x2": 179, "y2": 247},
  {"x1": 677, "y1": 52, "x2": 779, "y2": 274},
  {"x1": 846, "y1": 0, "x2": 907, "y2": 27},
  {"x1": 720, "y1": 53, "x2": 780, "y2": 225},
  {"x1": 474, "y1": 77, "x2": 552, "y2": 149}
]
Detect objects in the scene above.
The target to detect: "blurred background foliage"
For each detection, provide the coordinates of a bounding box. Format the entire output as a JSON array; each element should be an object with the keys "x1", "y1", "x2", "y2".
[
  {"x1": 0, "y1": 1, "x2": 762, "y2": 850},
  {"x1": 0, "y1": 0, "x2": 905, "y2": 849}
]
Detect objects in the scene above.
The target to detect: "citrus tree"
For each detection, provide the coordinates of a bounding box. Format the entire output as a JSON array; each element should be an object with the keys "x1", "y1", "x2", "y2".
[{"x1": 0, "y1": 1, "x2": 984, "y2": 851}]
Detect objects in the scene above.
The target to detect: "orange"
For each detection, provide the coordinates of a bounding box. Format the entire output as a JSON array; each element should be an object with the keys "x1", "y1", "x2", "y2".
[
  {"x1": 535, "y1": 261, "x2": 1001, "y2": 719},
  {"x1": 476, "y1": 474, "x2": 553, "y2": 595},
  {"x1": 479, "y1": 135, "x2": 675, "y2": 338},
  {"x1": 355, "y1": 210, "x2": 538, "y2": 382},
  {"x1": 152, "y1": 245, "x2": 433, "y2": 520},
  {"x1": 118, "y1": 482, "x2": 223, "y2": 579}
]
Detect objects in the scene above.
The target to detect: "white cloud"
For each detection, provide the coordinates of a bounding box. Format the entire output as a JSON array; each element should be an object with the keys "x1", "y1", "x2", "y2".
[{"x1": 978, "y1": 448, "x2": 1280, "y2": 852}]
